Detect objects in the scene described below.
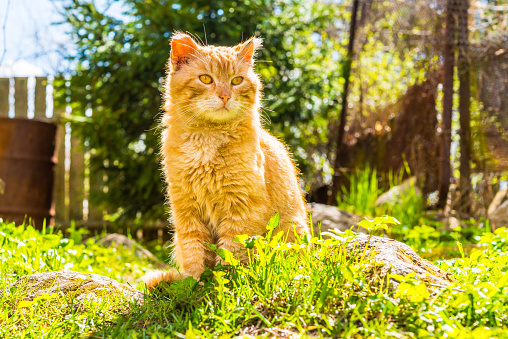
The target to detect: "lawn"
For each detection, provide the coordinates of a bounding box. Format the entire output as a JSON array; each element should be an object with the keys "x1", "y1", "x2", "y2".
[{"x1": 1, "y1": 217, "x2": 508, "y2": 338}]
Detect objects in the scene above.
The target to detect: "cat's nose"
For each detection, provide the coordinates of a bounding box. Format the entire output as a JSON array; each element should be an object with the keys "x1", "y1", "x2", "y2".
[{"x1": 219, "y1": 94, "x2": 231, "y2": 105}]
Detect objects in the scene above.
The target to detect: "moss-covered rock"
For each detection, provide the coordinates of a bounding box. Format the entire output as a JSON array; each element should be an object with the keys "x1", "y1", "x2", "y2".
[
  {"x1": 348, "y1": 234, "x2": 453, "y2": 289},
  {"x1": 11, "y1": 271, "x2": 145, "y2": 304}
]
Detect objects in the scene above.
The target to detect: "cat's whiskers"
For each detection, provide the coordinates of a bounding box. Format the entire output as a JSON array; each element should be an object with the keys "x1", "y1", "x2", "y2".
[
  {"x1": 256, "y1": 110, "x2": 271, "y2": 126},
  {"x1": 170, "y1": 97, "x2": 228, "y2": 126},
  {"x1": 183, "y1": 107, "x2": 205, "y2": 126},
  {"x1": 171, "y1": 99, "x2": 206, "y2": 112},
  {"x1": 173, "y1": 100, "x2": 213, "y2": 126},
  {"x1": 234, "y1": 101, "x2": 258, "y2": 118},
  {"x1": 173, "y1": 101, "x2": 200, "y2": 109},
  {"x1": 259, "y1": 105, "x2": 275, "y2": 113},
  {"x1": 169, "y1": 97, "x2": 203, "y2": 106},
  {"x1": 159, "y1": 99, "x2": 200, "y2": 119},
  {"x1": 259, "y1": 106, "x2": 273, "y2": 123},
  {"x1": 236, "y1": 102, "x2": 271, "y2": 126},
  {"x1": 171, "y1": 104, "x2": 197, "y2": 114},
  {"x1": 173, "y1": 107, "x2": 199, "y2": 122},
  {"x1": 171, "y1": 105, "x2": 199, "y2": 123}
]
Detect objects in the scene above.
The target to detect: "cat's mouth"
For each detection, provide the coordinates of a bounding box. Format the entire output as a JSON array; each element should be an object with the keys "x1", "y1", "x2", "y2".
[
  {"x1": 205, "y1": 104, "x2": 241, "y2": 122},
  {"x1": 216, "y1": 106, "x2": 230, "y2": 113}
]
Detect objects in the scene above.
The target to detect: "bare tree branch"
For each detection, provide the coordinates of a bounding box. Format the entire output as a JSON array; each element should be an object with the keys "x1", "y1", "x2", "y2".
[{"x1": 0, "y1": 0, "x2": 11, "y2": 66}]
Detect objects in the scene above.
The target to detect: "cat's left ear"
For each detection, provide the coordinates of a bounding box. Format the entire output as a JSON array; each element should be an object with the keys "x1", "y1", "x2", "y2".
[
  {"x1": 237, "y1": 37, "x2": 262, "y2": 65},
  {"x1": 170, "y1": 32, "x2": 200, "y2": 68}
]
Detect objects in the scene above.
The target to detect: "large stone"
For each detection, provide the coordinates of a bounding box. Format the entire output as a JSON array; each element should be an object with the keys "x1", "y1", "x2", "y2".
[
  {"x1": 307, "y1": 202, "x2": 366, "y2": 234},
  {"x1": 9, "y1": 271, "x2": 145, "y2": 303},
  {"x1": 91, "y1": 233, "x2": 169, "y2": 269},
  {"x1": 375, "y1": 176, "x2": 422, "y2": 206},
  {"x1": 346, "y1": 233, "x2": 452, "y2": 289},
  {"x1": 488, "y1": 188, "x2": 508, "y2": 228}
]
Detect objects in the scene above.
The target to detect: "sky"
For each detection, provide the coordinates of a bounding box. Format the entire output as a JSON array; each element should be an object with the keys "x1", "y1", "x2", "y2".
[
  {"x1": 0, "y1": 0, "x2": 124, "y2": 77},
  {"x1": 0, "y1": 0, "x2": 126, "y2": 118}
]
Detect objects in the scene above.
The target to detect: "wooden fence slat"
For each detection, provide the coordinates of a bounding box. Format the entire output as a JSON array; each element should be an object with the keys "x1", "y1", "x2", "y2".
[
  {"x1": 34, "y1": 77, "x2": 47, "y2": 119},
  {"x1": 0, "y1": 78, "x2": 9, "y2": 116},
  {"x1": 88, "y1": 157, "x2": 104, "y2": 224},
  {"x1": 69, "y1": 130, "x2": 85, "y2": 221},
  {"x1": 14, "y1": 77, "x2": 28, "y2": 118},
  {"x1": 52, "y1": 109, "x2": 67, "y2": 223},
  {"x1": 1, "y1": 75, "x2": 169, "y2": 238}
]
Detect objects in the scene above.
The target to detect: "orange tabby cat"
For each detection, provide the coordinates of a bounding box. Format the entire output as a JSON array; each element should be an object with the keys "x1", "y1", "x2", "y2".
[{"x1": 143, "y1": 32, "x2": 309, "y2": 289}]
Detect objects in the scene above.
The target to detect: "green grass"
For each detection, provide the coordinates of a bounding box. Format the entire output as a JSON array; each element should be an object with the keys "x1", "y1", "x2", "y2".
[
  {"x1": 2, "y1": 216, "x2": 508, "y2": 338},
  {"x1": 338, "y1": 165, "x2": 381, "y2": 218},
  {"x1": 337, "y1": 165, "x2": 425, "y2": 229}
]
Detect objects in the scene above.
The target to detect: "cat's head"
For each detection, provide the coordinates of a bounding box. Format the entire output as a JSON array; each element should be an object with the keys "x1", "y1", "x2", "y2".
[{"x1": 165, "y1": 32, "x2": 262, "y2": 124}]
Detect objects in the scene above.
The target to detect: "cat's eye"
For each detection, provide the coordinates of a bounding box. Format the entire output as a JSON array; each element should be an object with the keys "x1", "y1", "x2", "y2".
[
  {"x1": 231, "y1": 76, "x2": 244, "y2": 85},
  {"x1": 199, "y1": 75, "x2": 213, "y2": 84}
]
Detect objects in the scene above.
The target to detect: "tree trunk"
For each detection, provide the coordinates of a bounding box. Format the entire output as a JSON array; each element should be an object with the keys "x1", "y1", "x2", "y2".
[
  {"x1": 328, "y1": 0, "x2": 360, "y2": 205},
  {"x1": 458, "y1": 0, "x2": 472, "y2": 215},
  {"x1": 437, "y1": 0, "x2": 456, "y2": 209}
]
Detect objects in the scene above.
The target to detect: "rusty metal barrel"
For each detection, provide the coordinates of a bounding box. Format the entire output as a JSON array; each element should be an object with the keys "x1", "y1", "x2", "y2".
[{"x1": 0, "y1": 116, "x2": 57, "y2": 228}]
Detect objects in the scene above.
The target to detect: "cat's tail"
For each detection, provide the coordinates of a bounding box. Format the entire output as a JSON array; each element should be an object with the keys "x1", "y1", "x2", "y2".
[{"x1": 142, "y1": 269, "x2": 190, "y2": 290}]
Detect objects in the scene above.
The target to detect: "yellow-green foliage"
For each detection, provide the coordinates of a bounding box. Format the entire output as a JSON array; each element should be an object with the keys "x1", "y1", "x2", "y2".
[{"x1": 2, "y1": 219, "x2": 508, "y2": 338}]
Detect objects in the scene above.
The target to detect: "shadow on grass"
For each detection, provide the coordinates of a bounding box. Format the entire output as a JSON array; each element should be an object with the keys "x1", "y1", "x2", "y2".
[
  {"x1": 86, "y1": 268, "x2": 280, "y2": 338},
  {"x1": 86, "y1": 278, "x2": 207, "y2": 338}
]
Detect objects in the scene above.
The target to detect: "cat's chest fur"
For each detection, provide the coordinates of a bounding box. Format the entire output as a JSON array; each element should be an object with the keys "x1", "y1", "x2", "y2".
[
  {"x1": 179, "y1": 129, "x2": 230, "y2": 166},
  {"x1": 166, "y1": 127, "x2": 265, "y2": 196}
]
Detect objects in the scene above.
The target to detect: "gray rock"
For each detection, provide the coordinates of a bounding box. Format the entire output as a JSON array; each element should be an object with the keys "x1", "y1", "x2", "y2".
[
  {"x1": 10, "y1": 271, "x2": 144, "y2": 303},
  {"x1": 93, "y1": 233, "x2": 169, "y2": 269},
  {"x1": 375, "y1": 176, "x2": 422, "y2": 206},
  {"x1": 488, "y1": 187, "x2": 508, "y2": 215},
  {"x1": 488, "y1": 188, "x2": 508, "y2": 229},
  {"x1": 489, "y1": 201, "x2": 508, "y2": 229},
  {"x1": 346, "y1": 233, "x2": 453, "y2": 289},
  {"x1": 307, "y1": 202, "x2": 366, "y2": 234}
]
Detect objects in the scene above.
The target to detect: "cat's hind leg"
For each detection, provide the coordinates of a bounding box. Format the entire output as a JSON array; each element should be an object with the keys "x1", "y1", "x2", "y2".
[{"x1": 142, "y1": 269, "x2": 191, "y2": 290}]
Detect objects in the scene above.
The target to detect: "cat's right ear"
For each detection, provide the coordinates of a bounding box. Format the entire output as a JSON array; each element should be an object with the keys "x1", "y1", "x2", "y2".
[
  {"x1": 237, "y1": 37, "x2": 262, "y2": 66},
  {"x1": 170, "y1": 32, "x2": 199, "y2": 67}
]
